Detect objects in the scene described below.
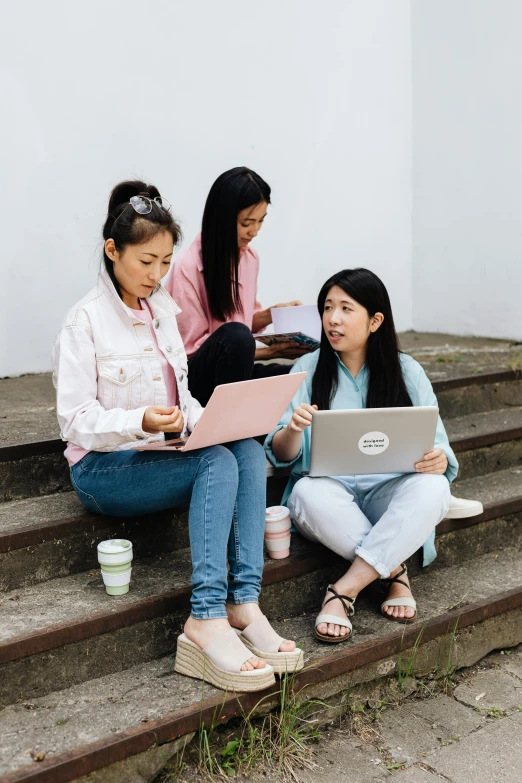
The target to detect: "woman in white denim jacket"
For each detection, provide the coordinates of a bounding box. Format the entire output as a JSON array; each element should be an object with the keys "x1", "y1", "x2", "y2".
[{"x1": 52, "y1": 180, "x2": 302, "y2": 692}]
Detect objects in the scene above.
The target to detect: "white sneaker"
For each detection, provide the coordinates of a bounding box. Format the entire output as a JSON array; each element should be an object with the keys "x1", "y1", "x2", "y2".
[{"x1": 445, "y1": 496, "x2": 484, "y2": 519}]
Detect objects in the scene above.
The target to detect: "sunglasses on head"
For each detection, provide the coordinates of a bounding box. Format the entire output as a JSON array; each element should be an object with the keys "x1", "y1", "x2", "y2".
[
  {"x1": 129, "y1": 194, "x2": 172, "y2": 214},
  {"x1": 111, "y1": 194, "x2": 172, "y2": 229}
]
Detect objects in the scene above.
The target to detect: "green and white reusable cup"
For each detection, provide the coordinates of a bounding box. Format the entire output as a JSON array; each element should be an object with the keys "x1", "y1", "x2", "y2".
[
  {"x1": 97, "y1": 539, "x2": 133, "y2": 596},
  {"x1": 264, "y1": 506, "x2": 291, "y2": 559}
]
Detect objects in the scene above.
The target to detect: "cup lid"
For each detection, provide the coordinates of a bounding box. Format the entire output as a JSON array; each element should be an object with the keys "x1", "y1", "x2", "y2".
[
  {"x1": 265, "y1": 505, "x2": 289, "y2": 522},
  {"x1": 97, "y1": 538, "x2": 133, "y2": 555}
]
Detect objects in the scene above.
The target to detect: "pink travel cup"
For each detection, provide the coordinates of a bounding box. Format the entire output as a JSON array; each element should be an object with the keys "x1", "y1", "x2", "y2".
[{"x1": 264, "y1": 505, "x2": 291, "y2": 559}]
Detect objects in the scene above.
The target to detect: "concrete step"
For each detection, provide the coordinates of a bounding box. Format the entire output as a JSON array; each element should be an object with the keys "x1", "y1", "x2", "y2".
[
  {"x1": 0, "y1": 494, "x2": 188, "y2": 592},
  {"x1": 0, "y1": 548, "x2": 521, "y2": 783},
  {"x1": 1, "y1": 451, "x2": 521, "y2": 592},
  {"x1": 1, "y1": 457, "x2": 521, "y2": 592},
  {"x1": 446, "y1": 406, "x2": 522, "y2": 480},
  {"x1": 1, "y1": 370, "x2": 520, "y2": 502},
  {"x1": 1, "y1": 467, "x2": 521, "y2": 708},
  {"x1": 1, "y1": 334, "x2": 519, "y2": 451}
]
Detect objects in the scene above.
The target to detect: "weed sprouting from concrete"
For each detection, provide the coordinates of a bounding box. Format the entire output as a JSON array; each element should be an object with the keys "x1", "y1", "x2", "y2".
[
  {"x1": 396, "y1": 627, "x2": 424, "y2": 694},
  {"x1": 169, "y1": 668, "x2": 327, "y2": 781},
  {"x1": 346, "y1": 700, "x2": 388, "y2": 743},
  {"x1": 440, "y1": 616, "x2": 460, "y2": 693},
  {"x1": 486, "y1": 706, "x2": 508, "y2": 719}
]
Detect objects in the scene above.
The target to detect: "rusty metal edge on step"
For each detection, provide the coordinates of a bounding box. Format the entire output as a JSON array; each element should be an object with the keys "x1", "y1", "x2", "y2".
[
  {"x1": 3, "y1": 424, "x2": 522, "y2": 554},
  {"x1": 1, "y1": 496, "x2": 521, "y2": 664},
  {"x1": 451, "y1": 426, "x2": 522, "y2": 453},
  {"x1": 0, "y1": 508, "x2": 179, "y2": 554},
  {"x1": 2, "y1": 585, "x2": 521, "y2": 783},
  {"x1": 0, "y1": 545, "x2": 339, "y2": 665}
]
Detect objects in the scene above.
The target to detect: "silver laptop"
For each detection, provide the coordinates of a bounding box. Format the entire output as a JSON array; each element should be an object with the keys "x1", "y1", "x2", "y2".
[{"x1": 308, "y1": 406, "x2": 439, "y2": 476}]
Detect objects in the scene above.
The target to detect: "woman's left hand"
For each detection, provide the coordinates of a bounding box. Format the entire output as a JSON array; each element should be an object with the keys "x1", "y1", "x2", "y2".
[
  {"x1": 272, "y1": 300, "x2": 303, "y2": 309},
  {"x1": 415, "y1": 448, "x2": 448, "y2": 475},
  {"x1": 252, "y1": 301, "x2": 304, "y2": 332}
]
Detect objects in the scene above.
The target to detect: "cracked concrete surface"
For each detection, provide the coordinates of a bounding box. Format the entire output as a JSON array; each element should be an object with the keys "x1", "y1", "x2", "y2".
[{"x1": 169, "y1": 645, "x2": 522, "y2": 783}]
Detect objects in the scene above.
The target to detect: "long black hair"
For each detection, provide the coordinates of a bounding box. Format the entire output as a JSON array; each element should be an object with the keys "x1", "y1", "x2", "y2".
[
  {"x1": 201, "y1": 167, "x2": 271, "y2": 322},
  {"x1": 311, "y1": 268, "x2": 413, "y2": 410},
  {"x1": 102, "y1": 180, "x2": 182, "y2": 298}
]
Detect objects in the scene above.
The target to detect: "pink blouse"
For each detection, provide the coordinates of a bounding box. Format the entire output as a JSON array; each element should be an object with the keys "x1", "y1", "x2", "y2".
[{"x1": 166, "y1": 233, "x2": 263, "y2": 358}]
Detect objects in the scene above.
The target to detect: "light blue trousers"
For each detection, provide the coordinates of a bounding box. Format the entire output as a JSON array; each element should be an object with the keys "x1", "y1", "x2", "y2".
[{"x1": 287, "y1": 473, "x2": 451, "y2": 578}]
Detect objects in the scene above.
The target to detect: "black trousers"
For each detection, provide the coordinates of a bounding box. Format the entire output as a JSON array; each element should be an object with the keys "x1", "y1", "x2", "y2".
[{"x1": 188, "y1": 322, "x2": 290, "y2": 406}]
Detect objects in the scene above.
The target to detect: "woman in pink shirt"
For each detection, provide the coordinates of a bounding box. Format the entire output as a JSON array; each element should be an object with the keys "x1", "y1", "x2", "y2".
[{"x1": 167, "y1": 167, "x2": 307, "y2": 405}]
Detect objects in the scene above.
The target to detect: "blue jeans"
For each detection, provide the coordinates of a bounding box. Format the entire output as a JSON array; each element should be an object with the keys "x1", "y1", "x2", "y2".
[{"x1": 70, "y1": 439, "x2": 267, "y2": 620}]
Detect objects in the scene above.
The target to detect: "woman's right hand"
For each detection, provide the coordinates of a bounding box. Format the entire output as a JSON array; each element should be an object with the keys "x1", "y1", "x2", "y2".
[
  {"x1": 255, "y1": 341, "x2": 311, "y2": 361},
  {"x1": 287, "y1": 403, "x2": 318, "y2": 433},
  {"x1": 142, "y1": 405, "x2": 184, "y2": 433}
]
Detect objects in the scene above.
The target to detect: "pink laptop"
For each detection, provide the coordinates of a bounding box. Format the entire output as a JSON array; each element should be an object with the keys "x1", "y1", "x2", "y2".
[{"x1": 133, "y1": 371, "x2": 307, "y2": 452}]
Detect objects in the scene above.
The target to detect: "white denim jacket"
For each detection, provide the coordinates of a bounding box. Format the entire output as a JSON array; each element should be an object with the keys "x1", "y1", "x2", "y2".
[{"x1": 52, "y1": 266, "x2": 204, "y2": 452}]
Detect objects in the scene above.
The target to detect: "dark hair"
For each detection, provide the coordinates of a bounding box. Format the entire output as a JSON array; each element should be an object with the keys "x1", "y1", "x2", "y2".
[
  {"x1": 201, "y1": 167, "x2": 271, "y2": 322},
  {"x1": 102, "y1": 180, "x2": 182, "y2": 297},
  {"x1": 311, "y1": 268, "x2": 413, "y2": 410}
]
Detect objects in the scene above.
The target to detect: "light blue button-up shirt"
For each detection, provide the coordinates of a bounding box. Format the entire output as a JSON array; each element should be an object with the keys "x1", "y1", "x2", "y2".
[{"x1": 264, "y1": 350, "x2": 459, "y2": 567}]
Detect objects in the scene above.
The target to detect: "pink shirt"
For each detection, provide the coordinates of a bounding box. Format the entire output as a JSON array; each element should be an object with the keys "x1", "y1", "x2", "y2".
[
  {"x1": 166, "y1": 233, "x2": 263, "y2": 358},
  {"x1": 131, "y1": 302, "x2": 179, "y2": 409},
  {"x1": 64, "y1": 300, "x2": 179, "y2": 467}
]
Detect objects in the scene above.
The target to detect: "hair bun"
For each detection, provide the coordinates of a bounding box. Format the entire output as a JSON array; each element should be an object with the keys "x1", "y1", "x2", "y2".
[{"x1": 108, "y1": 180, "x2": 161, "y2": 213}]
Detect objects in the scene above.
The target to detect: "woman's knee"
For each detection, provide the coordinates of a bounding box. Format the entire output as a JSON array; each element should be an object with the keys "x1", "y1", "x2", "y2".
[
  {"x1": 288, "y1": 477, "x2": 323, "y2": 520},
  {"x1": 234, "y1": 437, "x2": 266, "y2": 467},
  {"x1": 216, "y1": 322, "x2": 255, "y2": 352},
  {"x1": 197, "y1": 444, "x2": 239, "y2": 484},
  {"x1": 289, "y1": 477, "x2": 362, "y2": 559},
  {"x1": 413, "y1": 473, "x2": 451, "y2": 517}
]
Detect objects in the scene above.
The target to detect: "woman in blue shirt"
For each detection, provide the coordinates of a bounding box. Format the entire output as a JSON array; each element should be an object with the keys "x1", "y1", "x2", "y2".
[{"x1": 265, "y1": 268, "x2": 458, "y2": 643}]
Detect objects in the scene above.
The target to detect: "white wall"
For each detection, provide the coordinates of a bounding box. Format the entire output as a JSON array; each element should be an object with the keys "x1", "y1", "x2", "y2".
[
  {"x1": 412, "y1": 0, "x2": 522, "y2": 339},
  {"x1": 0, "y1": 0, "x2": 413, "y2": 376}
]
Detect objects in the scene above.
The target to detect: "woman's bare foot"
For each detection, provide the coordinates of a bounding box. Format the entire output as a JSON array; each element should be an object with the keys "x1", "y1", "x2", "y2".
[
  {"x1": 382, "y1": 566, "x2": 416, "y2": 620},
  {"x1": 316, "y1": 558, "x2": 382, "y2": 639},
  {"x1": 184, "y1": 615, "x2": 267, "y2": 671},
  {"x1": 316, "y1": 591, "x2": 353, "y2": 639},
  {"x1": 226, "y1": 602, "x2": 297, "y2": 653}
]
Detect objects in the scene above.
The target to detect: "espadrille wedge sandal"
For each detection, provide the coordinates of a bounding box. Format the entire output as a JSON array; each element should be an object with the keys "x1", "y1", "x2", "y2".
[
  {"x1": 174, "y1": 630, "x2": 275, "y2": 692},
  {"x1": 233, "y1": 615, "x2": 304, "y2": 675}
]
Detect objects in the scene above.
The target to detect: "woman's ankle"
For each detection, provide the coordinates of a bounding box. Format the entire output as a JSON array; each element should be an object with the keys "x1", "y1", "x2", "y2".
[
  {"x1": 330, "y1": 557, "x2": 380, "y2": 600},
  {"x1": 387, "y1": 564, "x2": 410, "y2": 583},
  {"x1": 225, "y1": 602, "x2": 262, "y2": 627},
  {"x1": 184, "y1": 615, "x2": 230, "y2": 637}
]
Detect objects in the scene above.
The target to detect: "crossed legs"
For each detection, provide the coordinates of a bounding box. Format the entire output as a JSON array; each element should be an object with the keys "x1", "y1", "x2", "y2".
[{"x1": 288, "y1": 473, "x2": 451, "y2": 637}]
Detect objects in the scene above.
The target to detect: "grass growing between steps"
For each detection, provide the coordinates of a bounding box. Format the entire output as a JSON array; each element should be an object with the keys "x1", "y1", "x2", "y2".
[
  {"x1": 159, "y1": 671, "x2": 326, "y2": 781},
  {"x1": 394, "y1": 616, "x2": 461, "y2": 699},
  {"x1": 157, "y1": 627, "x2": 521, "y2": 782}
]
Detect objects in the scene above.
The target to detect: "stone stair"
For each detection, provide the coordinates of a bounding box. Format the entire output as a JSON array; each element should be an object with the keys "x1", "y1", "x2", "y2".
[{"x1": 0, "y1": 341, "x2": 521, "y2": 783}]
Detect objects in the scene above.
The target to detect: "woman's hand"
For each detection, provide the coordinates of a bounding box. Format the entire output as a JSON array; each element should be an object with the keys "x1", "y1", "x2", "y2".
[
  {"x1": 287, "y1": 403, "x2": 318, "y2": 433},
  {"x1": 255, "y1": 342, "x2": 311, "y2": 361},
  {"x1": 252, "y1": 301, "x2": 303, "y2": 332},
  {"x1": 143, "y1": 405, "x2": 184, "y2": 433},
  {"x1": 415, "y1": 448, "x2": 448, "y2": 475},
  {"x1": 271, "y1": 300, "x2": 303, "y2": 309},
  {"x1": 271, "y1": 402, "x2": 317, "y2": 462}
]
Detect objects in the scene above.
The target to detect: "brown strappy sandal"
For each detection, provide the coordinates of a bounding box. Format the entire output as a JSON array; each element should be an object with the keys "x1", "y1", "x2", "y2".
[
  {"x1": 380, "y1": 563, "x2": 417, "y2": 623},
  {"x1": 315, "y1": 584, "x2": 355, "y2": 643}
]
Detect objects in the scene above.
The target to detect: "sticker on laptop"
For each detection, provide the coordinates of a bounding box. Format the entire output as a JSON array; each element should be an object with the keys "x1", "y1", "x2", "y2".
[{"x1": 358, "y1": 431, "x2": 389, "y2": 455}]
